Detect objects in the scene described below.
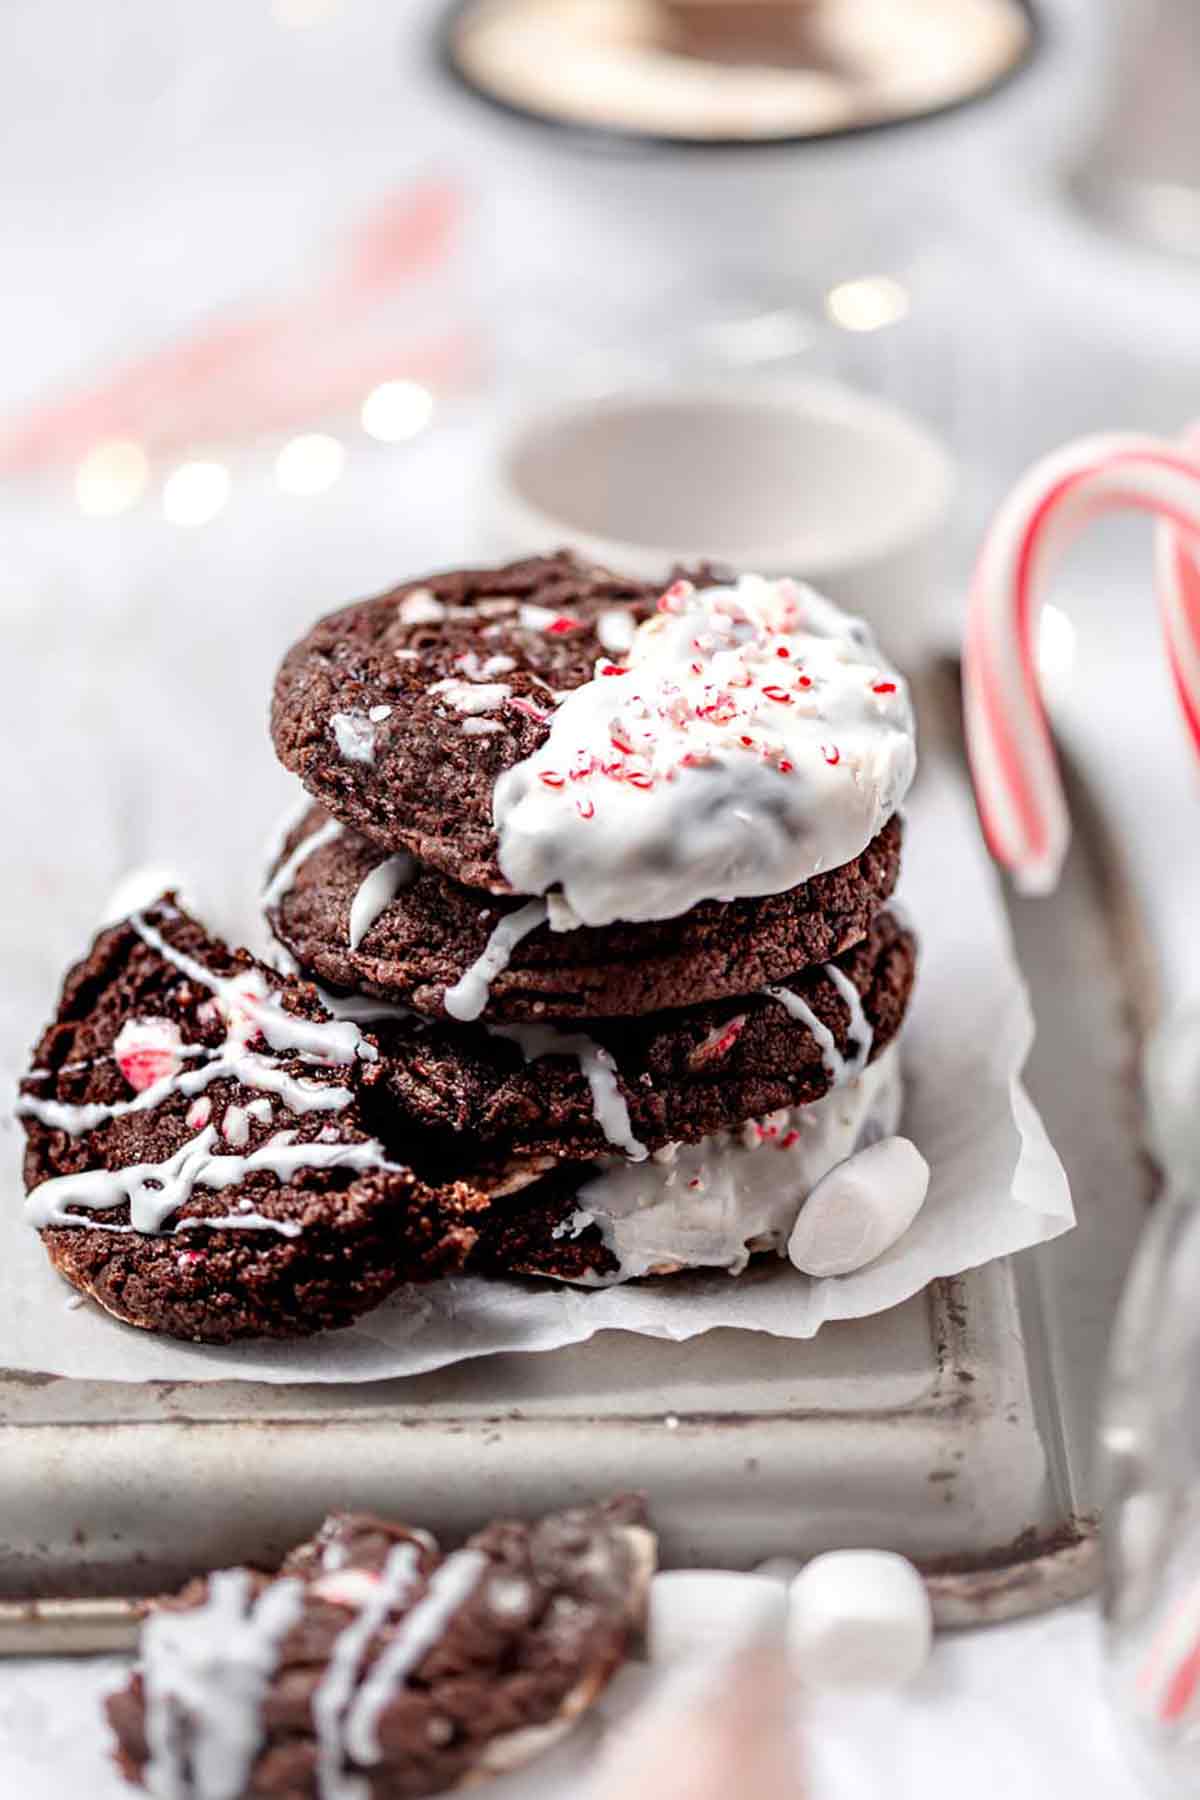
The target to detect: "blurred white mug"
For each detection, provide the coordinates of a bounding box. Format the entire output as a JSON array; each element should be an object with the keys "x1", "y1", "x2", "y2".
[{"x1": 483, "y1": 375, "x2": 955, "y2": 659}]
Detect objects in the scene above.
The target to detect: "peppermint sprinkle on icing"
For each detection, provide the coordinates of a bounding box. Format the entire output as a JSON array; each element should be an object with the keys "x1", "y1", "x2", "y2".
[{"x1": 492, "y1": 574, "x2": 915, "y2": 927}]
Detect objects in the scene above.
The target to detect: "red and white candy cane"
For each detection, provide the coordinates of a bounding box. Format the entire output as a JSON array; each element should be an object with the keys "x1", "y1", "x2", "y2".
[{"x1": 964, "y1": 432, "x2": 1200, "y2": 893}]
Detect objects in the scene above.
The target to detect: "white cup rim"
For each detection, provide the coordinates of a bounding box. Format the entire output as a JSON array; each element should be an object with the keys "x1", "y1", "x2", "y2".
[{"x1": 487, "y1": 374, "x2": 955, "y2": 583}]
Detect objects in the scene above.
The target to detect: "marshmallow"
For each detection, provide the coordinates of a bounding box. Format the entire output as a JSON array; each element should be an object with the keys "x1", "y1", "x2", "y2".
[
  {"x1": 647, "y1": 1571, "x2": 788, "y2": 1666},
  {"x1": 753, "y1": 1557, "x2": 805, "y2": 1587},
  {"x1": 787, "y1": 1135, "x2": 930, "y2": 1277},
  {"x1": 787, "y1": 1550, "x2": 932, "y2": 1689}
]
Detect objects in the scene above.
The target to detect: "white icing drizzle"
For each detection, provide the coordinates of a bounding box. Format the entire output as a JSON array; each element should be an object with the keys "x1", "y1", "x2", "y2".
[
  {"x1": 262, "y1": 816, "x2": 343, "y2": 908},
  {"x1": 347, "y1": 854, "x2": 416, "y2": 952},
  {"x1": 196, "y1": 1208, "x2": 302, "y2": 1239},
  {"x1": 331, "y1": 713, "x2": 377, "y2": 765},
  {"x1": 130, "y1": 911, "x2": 377, "y2": 1066},
  {"x1": 141, "y1": 1568, "x2": 304, "y2": 1800},
  {"x1": 311, "y1": 1543, "x2": 422, "y2": 1800},
  {"x1": 825, "y1": 963, "x2": 875, "y2": 1076},
  {"x1": 342, "y1": 1551, "x2": 488, "y2": 1767},
  {"x1": 766, "y1": 985, "x2": 845, "y2": 1085},
  {"x1": 24, "y1": 1124, "x2": 397, "y2": 1234},
  {"x1": 443, "y1": 900, "x2": 548, "y2": 1023},
  {"x1": 21, "y1": 909, "x2": 394, "y2": 1237},
  {"x1": 18, "y1": 1034, "x2": 353, "y2": 1138},
  {"x1": 428, "y1": 677, "x2": 511, "y2": 716},
  {"x1": 491, "y1": 1021, "x2": 647, "y2": 1161},
  {"x1": 493, "y1": 574, "x2": 915, "y2": 927},
  {"x1": 563, "y1": 1045, "x2": 902, "y2": 1285},
  {"x1": 17, "y1": 927, "x2": 368, "y2": 1139}
]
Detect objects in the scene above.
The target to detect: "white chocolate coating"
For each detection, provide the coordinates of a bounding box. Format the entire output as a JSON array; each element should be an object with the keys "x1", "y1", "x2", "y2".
[
  {"x1": 493, "y1": 576, "x2": 915, "y2": 926},
  {"x1": 557, "y1": 1043, "x2": 902, "y2": 1284},
  {"x1": 787, "y1": 1550, "x2": 932, "y2": 1690}
]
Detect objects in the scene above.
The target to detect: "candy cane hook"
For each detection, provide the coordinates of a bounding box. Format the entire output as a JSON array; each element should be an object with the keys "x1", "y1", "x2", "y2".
[{"x1": 963, "y1": 432, "x2": 1200, "y2": 893}]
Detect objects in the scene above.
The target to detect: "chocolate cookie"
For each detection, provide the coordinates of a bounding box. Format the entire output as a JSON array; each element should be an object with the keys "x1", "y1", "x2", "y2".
[
  {"x1": 18, "y1": 901, "x2": 486, "y2": 1342},
  {"x1": 359, "y1": 908, "x2": 916, "y2": 1182},
  {"x1": 265, "y1": 801, "x2": 904, "y2": 1021},
  {"x1": 270, "y1": 553, "x2": 682, "y2": 889},
  {"x1": 107, "y1": 1497, "x2": 655, "y2": 1798},
  {"x1": 270, "y1": 558, "x2": 915, "y2": 930},
  {"x1": 470, "y1": 1041, "x2": 905, "y2": 1287}
]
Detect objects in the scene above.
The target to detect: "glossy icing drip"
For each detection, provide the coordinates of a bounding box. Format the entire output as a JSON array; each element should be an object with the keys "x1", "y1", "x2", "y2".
[
  {"x1": 443, "y1": 901, "x2": 548, "y2": 1023},
  {"x1": 24, "y1": 1125, "x2": 398, "y2": 1234},
  {"x1": 490, "y1": 1020, "x2": 647, "y2": 1161},
  {"x1": 342, "y1": 1551, "x2": 488, "y2": 1766},
  {"x1": 262, "y1": 816, "x2": 344, "y2": 908},
  {"x1": 311, "y1": 1543, "x2": 422, "y2": 1800},
  {"x1": 141, "y1": 1568, "x2": 304, "y2": 1800},
  {"x1": 347, "y1": 854, "x2": 416, "y2": 952}
]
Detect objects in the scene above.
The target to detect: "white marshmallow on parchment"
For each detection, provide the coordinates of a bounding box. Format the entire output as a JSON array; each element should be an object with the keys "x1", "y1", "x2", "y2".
[
  {"x1": 647, "y1": 1570, "x2": 789, "y2": 1666},
  {"x1": 787, "y1": 1550, "x2": 933, "y2": 1689},
  {"x1": 787, "y1": 1136, "x2": 930, "y2": 1278}
]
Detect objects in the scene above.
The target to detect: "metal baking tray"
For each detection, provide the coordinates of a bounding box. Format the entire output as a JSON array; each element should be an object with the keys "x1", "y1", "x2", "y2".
[{"x1": 0, "y1": 666, "x2": 1157, "y2": 1652}]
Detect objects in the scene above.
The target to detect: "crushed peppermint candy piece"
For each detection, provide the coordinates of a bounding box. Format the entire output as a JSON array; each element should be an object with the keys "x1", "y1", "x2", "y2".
[
  {"x1": 311, "y1": 1567, "x2": 385, "y2": 1609},
  {"x1": 330, "y1": 711, "x2": 377, "y2": 765},
  {"x1": 429, "y1": 677, "x2": 511, "y2": 716},
  {"x1": 687, "y1": 1015, "x2": 748, "y2": 1071},
  {"x1": 397, "y1": 589, "x2": 445, "y2": 625},
  {"x1": 113, "y1": 1018, "x2": 185, "y2": 1093}
]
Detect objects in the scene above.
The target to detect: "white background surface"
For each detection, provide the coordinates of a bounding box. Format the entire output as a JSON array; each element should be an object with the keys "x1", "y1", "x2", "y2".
[{"x1": 4, "y1": 0, "x2": 1200, "y2": 1792}]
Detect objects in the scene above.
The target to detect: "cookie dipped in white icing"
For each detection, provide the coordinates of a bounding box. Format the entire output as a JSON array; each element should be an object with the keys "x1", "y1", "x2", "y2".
[
  {"x1": 555, "y1": 1043, "x2": 902, "y2": 1284},
  {"x1": 493, "y1": 575, "x2": 915, "y2": 927}
]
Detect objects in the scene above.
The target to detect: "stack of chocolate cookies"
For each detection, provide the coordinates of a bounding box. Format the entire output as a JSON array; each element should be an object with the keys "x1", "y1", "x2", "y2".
[
  {"x1": 18, "y1": 554, "x2": 917, "y2": 1342},
  {"x1": 264, "y1": 554, "x2": 918, "y2": 1283}
]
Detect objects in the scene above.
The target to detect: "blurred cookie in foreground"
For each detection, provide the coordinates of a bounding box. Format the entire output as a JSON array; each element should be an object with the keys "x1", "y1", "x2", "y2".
[{"x1": 107, "y1": 1495, "x2": 655, "y2": 1799}]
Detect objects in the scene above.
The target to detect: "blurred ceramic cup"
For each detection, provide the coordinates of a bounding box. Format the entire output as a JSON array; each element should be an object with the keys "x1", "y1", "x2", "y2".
[
  {"x1": 483, "y1": 376, "x2": 955, "y2": 658},
  {"x1": 439, "y1": 0, "x2": 1040, "y2": 291}
]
